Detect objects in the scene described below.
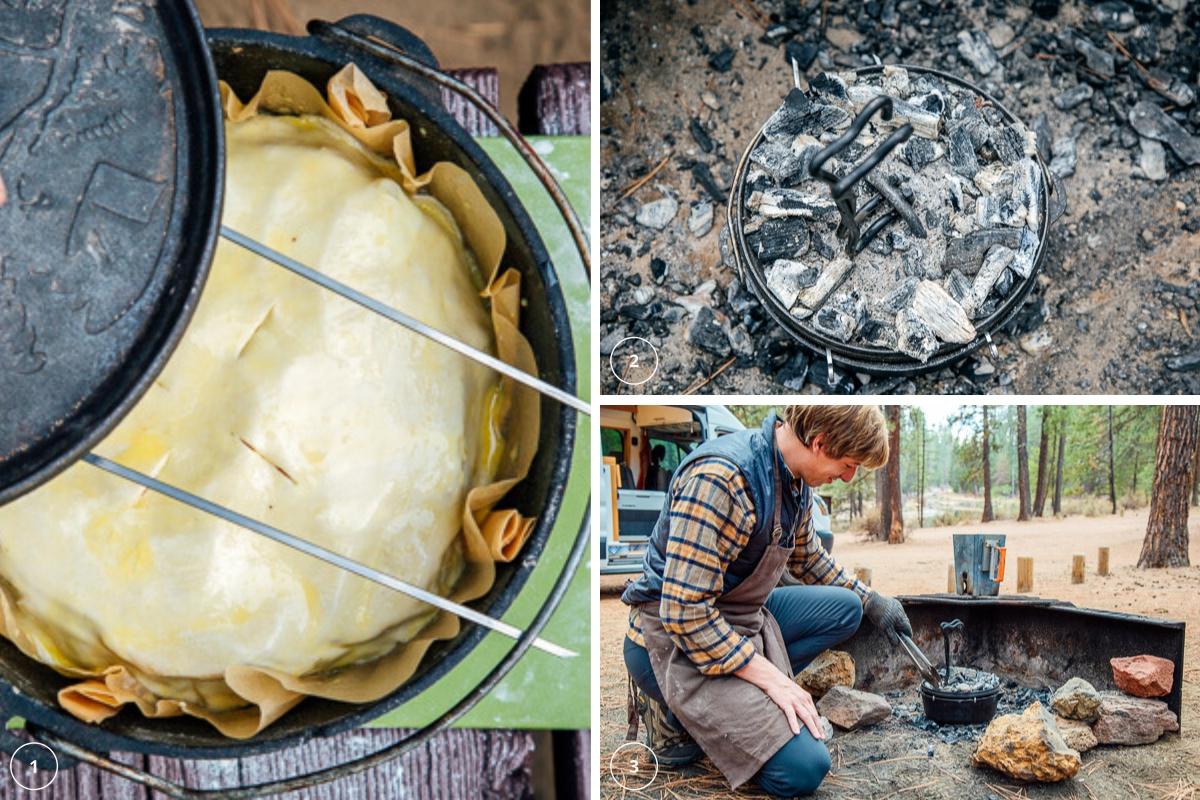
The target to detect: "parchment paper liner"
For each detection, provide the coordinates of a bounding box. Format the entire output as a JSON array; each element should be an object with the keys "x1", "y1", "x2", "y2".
[{"x1": 0, "y1": 65, "x2": 542, "y2": 739}]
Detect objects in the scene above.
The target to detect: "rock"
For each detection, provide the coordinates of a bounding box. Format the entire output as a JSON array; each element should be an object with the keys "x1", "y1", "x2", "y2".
[
  {"x1": 599, "y1": 329, "x2": 625, "y2": 356},
  {"x1": 765, "y1": 259, "x2": 819, "y2": 309},
  {"x1": 957, "y1": 30, "x2": 999, "y2": 75},
  {"x1": 687, "y1": 307, "x2": 731, "y2": 357},
  {"x1": 825, "y1": 27, "x2": 863, "y2": 51},
  {"x1": 1093, "y1": 1, "x2": 1137, "y2": 31},
  {"x1": 1050, "y1": 135, "x2": 1077, "y2": 179},
  {"x1": 1129, "y1": 102, "x2": 1200, "y2": 165},
  {"x1": 778, "y1": 351, "x2": 810, "y2": 391},
  {"x1": 1054, "y1": 83, "x2": 1093, "y2": 111},
  {"x1": 689, "y1": 201, "x2": 714, "y2": 237},
  {"x1": 1137, "y1": 138, "x2": 1168, "y2": 181},
  {"x1": 896, "y1": 308, "x2": 940, "y2": 362},
  {"x1": 1111, "y1": 655, "x2": 1174, "y2": 698},
  {"x1": 1063, "y1": 30, "x2": 1115, "y2": 79},
  {"x1": 796, "y1": 650, "x2": 855, "y2": 699},
  {"x1": 910, "y1": 281, "x2": 975, "y2": 343},
  {"x1": 700, "y1": 91, "x2": 720, "y2": 111},
  {"x1": 972, "y1": 703, "x2": 1081, "y2": 783},
  {"x1": 817, "y1": 686, "x2": 892, "y2": 731},
  {"x1": 636, "y1": 196, "x2": 679, "y2": 230},
  {"x1": 1055, "y1": 716, "x2": 1098, "y2": 753},
  {"x1": 1092, "y1": 692, "x2": 1179, "y2": 745},
  {"x1": 820, "y1": 716, "x2": 834, "y2": 741},
  {"x1": 1019, "y1": 328, "x2": 1053, "y2": 356},
  {"x1": 1050, "y1": 677, "x2": 1102, "y2": 722},
  {"x1": 943, "y1": 228, "x2": 1023, "y2": 275},
  {"x1": 988, "y1": 23, "x2": 1015, "y2": 50}
]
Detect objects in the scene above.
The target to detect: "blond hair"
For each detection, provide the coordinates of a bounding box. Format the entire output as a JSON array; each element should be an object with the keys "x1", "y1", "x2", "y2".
[{"x1": 781, "y1": 405, "x2": 889, "y2": 469}]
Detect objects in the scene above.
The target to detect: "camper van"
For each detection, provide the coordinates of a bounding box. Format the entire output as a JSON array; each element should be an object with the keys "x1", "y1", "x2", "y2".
[
  {"x1": 599, "y1": 405, "x2": 835, "y2": 574},
  {"x1": 599, "y1": 405, "x2": 744, "y2": 574}
]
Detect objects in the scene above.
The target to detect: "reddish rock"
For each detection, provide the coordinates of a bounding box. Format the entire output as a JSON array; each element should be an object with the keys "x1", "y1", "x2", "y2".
[
  {"x1": 1110, "y1": 655, "x2": 1174, "y2": 698},
  {"x1": 1091, "y1": 692, "x2": 1179, "y2": 745}
]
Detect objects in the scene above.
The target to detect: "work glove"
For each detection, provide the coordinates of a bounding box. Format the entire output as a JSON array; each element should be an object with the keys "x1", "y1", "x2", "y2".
[{"x1": 863, "y1": 592, "x2": 914, "y2": 646}]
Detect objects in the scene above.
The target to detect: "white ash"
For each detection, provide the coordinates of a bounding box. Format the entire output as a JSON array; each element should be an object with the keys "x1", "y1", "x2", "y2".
[
  {"x1": 924, "y1": 667, "x2": 1002, "y2": 694},
  {"x1": 742, "y1": 67, "x2": 1044, "y2": 361}
]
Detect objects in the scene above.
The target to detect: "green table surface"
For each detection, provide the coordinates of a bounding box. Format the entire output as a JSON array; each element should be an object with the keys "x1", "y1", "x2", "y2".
[{"x1": 370, "y1": 135, "x2": 591, "y2": 731}]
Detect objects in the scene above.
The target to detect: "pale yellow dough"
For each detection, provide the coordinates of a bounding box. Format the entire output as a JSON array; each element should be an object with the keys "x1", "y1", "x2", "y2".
[{"x1": 0, "y1": 115, "x2": 497, "y2": 688}]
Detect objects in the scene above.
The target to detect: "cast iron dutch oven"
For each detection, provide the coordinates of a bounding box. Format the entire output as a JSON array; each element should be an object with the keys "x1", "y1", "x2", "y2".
[
  {"x1": 729, "y1": 64, "x2": 1066, "y2": 378},
  {"x1": 0, "y1": 6, "x2": 582, "y2": 777}
]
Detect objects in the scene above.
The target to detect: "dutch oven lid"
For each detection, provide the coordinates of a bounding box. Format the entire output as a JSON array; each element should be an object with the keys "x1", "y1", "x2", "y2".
[{"x1": 0, "y1": 0, "x2": 223, "y2": 505}]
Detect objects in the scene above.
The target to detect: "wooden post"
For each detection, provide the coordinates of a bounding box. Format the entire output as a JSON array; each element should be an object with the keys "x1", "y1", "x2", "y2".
[
  {"x1": 947, "y1": 563, "x2": 956, "y2": 594},
  {"x1": 854, "y1": 567, "x2": 872, "y2": 587},
  {"x1": 1016, "y1": 557, "x2": 1034, "y2": 593},
  {"x1": 1071, "y1": 555, "x2": 1085, "y2": 584},
  {"x1": 1098, "y1": 547, "x2": 1110, "y2": 576}
]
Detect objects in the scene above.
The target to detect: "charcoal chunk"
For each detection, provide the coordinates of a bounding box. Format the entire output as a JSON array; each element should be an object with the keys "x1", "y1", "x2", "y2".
[
  {"x1": 1054, "y1": 83, "x2": 1093, "y2": 111},
  {"x1": 709, "y1": 47, "x2": 735, "y2": 72},
  {"x1": 689, "y1": 118, "x2": 713, "y2": 153},
  {"x1": 765, "y1": 259, "x2": 819, "y2": 309},
  {"x1": 748, "y1": 139, "x2": 810, "y2": 184},
  {"x1": 1093, "y1": 1, "x2": 1137, "y2": 31},
  {"x1": 1129, "y1": 102, "x2": 1200, "y2": 165},
  {"x1": 746, "y1": 218, "x2": 810, "y2": 262},
  {"x1": 859, "y1": 316, "x2": 898, "y2": 350},
  {"x1": 896, "y1": 309, "x2": 940, "y2": 362},
  {"x1": 910, "y1": 280, "x2": 976, "y2": 343},
  {"x1": 749, "y1": 188, "x2": 839, "y2": 223},
  {"x1": 956, "y1": 30, "x2": 999, "y2": 75},
  {"x1": 687, "y1": 307, "x2": 732, "y2": 356},
  {"x1": 763, "y1": 89, "x2": 850, "y2": 140},
  {"x1": 809, "y1": 72, "x2": 848, "y2": 101},
  {"x1": 812, "y1": 291, "x2": 865, "y2": 342},
  {"x1": 904, "y1": 137, "x2": 939, "y2": 171},
  {"x1": 881, "y1": 276, "x2": 919, "y2": 312},
  {"x1": 785, "y1": 40, "x2": 819, "y2": 71},
  {"x1": 943, "y1": 269, "x2": 973, "y2": 304},
  {"x1": 992, "y1": 125, "x2": 1026, "y2": 165},
  {"x1": 1032, "y1": 113, "x2": 1053, "y2": 163},
  {"x1": 942, "y1": 228, "x2": 1023, "y2": 274},
  {"x1": 948, "y1": 125, "x2": 980, "y2": 177},
  {"x1": 969, "y1": 245, "x2": 1016, "y2": 314}
]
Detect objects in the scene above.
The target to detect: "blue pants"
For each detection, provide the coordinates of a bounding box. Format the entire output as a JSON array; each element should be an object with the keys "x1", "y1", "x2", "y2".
[{"x1": 624, "y1": 585, "x2": 863, "y2": 798}]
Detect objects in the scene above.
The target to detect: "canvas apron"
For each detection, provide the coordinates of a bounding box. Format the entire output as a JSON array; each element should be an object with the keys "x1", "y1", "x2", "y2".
[{"x1": 638, "y1": 461, "x2": 801, "y2": 790}]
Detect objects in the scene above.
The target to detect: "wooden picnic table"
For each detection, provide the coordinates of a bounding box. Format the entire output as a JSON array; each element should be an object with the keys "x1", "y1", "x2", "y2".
[{"x1": 0, "y1": 63, "x2": 589, "y2": 800}]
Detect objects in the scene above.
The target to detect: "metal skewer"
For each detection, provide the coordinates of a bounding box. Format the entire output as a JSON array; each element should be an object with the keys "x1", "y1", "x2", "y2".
[
  {"x1": 82, "y1": 453, "x2": 577, "y2": 659},
  {"x1": 219, "y1": 227, "x2": 590, "y2": 417}
]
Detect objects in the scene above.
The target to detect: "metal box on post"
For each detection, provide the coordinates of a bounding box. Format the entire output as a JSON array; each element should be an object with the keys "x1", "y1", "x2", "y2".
[{"x1": 952, "y1": 533, "x2": 1007, "y2": 596}]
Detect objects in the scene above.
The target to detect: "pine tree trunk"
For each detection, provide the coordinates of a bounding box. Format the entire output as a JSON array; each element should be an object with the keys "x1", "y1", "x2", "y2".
[
  {"x1": 919, "y1": 415, "x2": 926, "y2": 528},
  {"x1": 886, "y1": 406, "x2": 904, "y2": 544},
  {"x1": 1034, "y1": 406, "x2": 1051, "y2": 517},
  {"x1": 982, "y1": 406, "x2": 995, "y2": 523},
  {"x1": 1053, "y1": 412, "x2": 1066, "y2": 515},
  {"x1": 1017, "y1": 406, "x2": 1031, "y2": 521},
  {"x1": 1108, "y1": 406, "x2": 1117, "y2": 514},
  {"x1": 1192, "y1": 439, "x2": 1200, "y2": 507},
  {"x1": 875, "y1": 461, "x2": 888, "y2": 542},
  {"x1": 1138, "y1": 406, "x2": 1198, "y2": 568}
]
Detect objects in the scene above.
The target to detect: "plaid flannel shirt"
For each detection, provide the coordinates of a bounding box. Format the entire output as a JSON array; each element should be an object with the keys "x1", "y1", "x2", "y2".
[{"x1": 627, "y1": 455, "x2": 871, "y2": 676}]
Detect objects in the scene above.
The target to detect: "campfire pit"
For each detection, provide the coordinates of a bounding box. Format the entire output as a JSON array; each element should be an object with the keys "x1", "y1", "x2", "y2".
[{"x1": 842, "y1": 594, "x2": 1186, "y2": 723}]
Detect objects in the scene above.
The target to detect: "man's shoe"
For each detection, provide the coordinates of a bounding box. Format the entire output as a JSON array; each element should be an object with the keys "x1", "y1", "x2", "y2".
[{"x1": 637, "y1": 688, "x2": 703, "y2": 767}]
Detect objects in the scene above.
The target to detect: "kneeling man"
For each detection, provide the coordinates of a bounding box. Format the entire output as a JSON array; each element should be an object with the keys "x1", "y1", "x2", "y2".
[{"x1": 622, "y1": 405, "x2": 913, "y2": 797}]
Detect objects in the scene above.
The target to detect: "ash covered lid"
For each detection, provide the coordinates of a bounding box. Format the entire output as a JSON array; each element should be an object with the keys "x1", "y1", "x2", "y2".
[{"x1": 0, "y1": 0, "x2": 222, "y2": 504}]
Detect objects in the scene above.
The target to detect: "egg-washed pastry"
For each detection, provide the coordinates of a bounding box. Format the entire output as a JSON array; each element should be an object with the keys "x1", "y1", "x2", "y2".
[{"x1": 0, "y1": 66, "x2": 540, "y2": 739}]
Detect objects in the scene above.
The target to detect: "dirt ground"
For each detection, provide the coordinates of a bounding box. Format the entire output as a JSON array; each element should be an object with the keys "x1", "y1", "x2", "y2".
[
  {"x1": 599, "y1": 0, "x2": 1200, "y2": 395},
  {"x1": 194, "y1": 0, "x2": 590, "y2": 124},
  {"x1": 598, "y1": 511, "x2": 1200, "y2": 799}
]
